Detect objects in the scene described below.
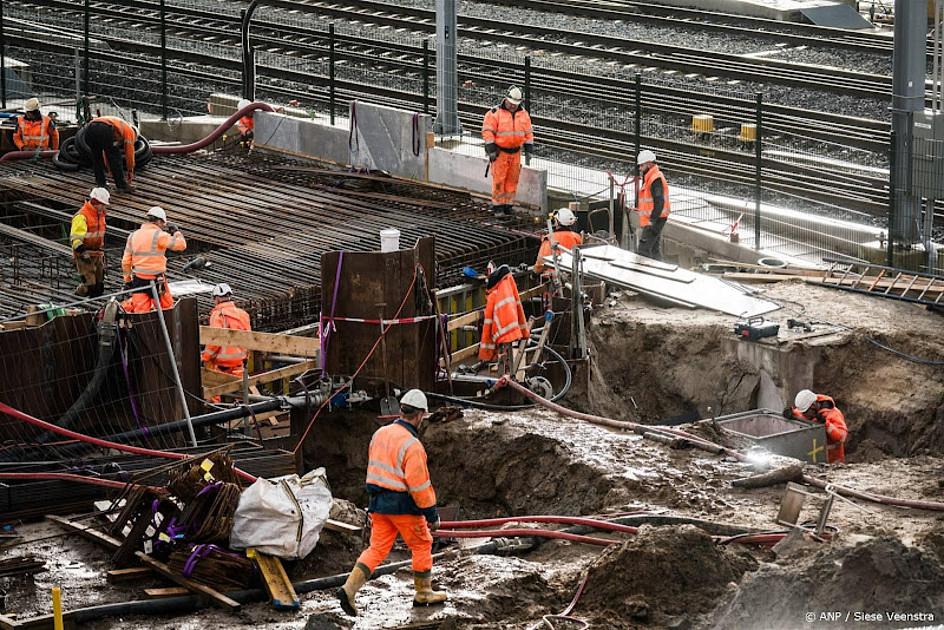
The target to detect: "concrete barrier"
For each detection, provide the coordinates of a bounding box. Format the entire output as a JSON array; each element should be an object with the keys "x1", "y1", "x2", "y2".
[
  {"x1": 252, "y1": 111, "x2": 350, "y2": 165},
  {"x1": 428, "y1": 147, "x2": 547, "y2": 210},
  {"x1": 348, "y1": 101, "x2": 431, "y2": 180}
]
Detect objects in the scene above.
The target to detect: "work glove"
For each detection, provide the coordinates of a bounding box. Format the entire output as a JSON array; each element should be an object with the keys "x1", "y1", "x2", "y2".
[
  {"x1": 485, "y1": 143, "x2": 499, "y2": 162},
  {"x1": 524, "y1": 144, "x2": 533, "y2": 158},
  {"x1": 782, "y1": 406, "x2": 793, "y2": 420},
  {"x1": 429, "y1": 519, "x2": 440, "y2": 532},
  {"x1": 165, "y1": 222, "x2": 179, "y2": 234}
]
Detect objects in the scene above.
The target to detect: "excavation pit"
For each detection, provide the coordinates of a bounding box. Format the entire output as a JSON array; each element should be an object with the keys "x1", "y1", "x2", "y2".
[{"x1": 717, "y1": 411, "x2": 827, "y2": 464}]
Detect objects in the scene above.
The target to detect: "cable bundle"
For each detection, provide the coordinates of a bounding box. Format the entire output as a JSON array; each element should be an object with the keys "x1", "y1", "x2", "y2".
[{"x1": 167, "y1": 543, "x2": 254, "y2": 590}]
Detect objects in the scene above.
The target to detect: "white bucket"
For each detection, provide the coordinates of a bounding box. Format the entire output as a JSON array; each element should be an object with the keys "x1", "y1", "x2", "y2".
[{"x1": 380, "y1": 228, "x2": 401, "y2": 253}]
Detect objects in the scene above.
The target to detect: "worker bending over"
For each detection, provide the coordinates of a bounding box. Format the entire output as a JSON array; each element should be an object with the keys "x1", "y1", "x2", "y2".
[
  {"x1": 85, "y1": 116, "x2": 137, "y2": 192},
  {"x1": 338, "y1": 389, "x2": 447, "y2": 616},
  {"x1": 634, "y1": 150, "x2": 671, "y2": 261},
  {"x1": 482, "y1": 86, "x2": 534, "y2": 216},
  {"x1": 202, "y1": 283, "x2": 251, "y2": 377},
  {"x1": 785, "y1": 389, "x2": 848, "y2": 464},
  {"x1": 479, "y1": 262, "x2": 529, "y2": 370},
  {"x1": 121, "y1": 207, "x2": 186, "y2": 313},
  {"x1": 534, "y1": 207, "x2": 583, "y2": 274},
  {"x1": 13, "y1": 98, "x2": 59, "y2": 151},
  {"x1": 70, "y1": 187, "x2": 110, "y2": 297}
]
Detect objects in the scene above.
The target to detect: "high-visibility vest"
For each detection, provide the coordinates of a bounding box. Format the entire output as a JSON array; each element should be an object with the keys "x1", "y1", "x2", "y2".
[
  {"x1": 534, "y1": 229, "x2": 583, "y2": 273},
  {"x1": 638, "y1": 165, "x2": 671, "y2": 228},
  {"x1": 479, "y1": 273, "x2": 529, "y2": 361},
  {"x1": 92, "y1": 116, "x2": 137, "y2": 173},
  {"x1": 14, "y1": 115, "x2": 57, "y2": 150},
  {"x1": 121, "y1": 222, "x2": 187, "y2": 281},
  {"x1": 202, "y1": 301, "x2": 251, "y2": 368},
  {"x1": 70, "y1": 201, "x2": 107, "y2": 251},
  {"x1": 365, "y1": 421, "x2": 437, "y2": 509},
  {"x1": 482, "y1": 105, "x2": 534, "y2": 150}
]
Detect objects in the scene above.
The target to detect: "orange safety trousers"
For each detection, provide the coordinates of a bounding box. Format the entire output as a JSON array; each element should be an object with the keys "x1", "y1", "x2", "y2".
[
  {"x1": 356, "y1": 513, "x2": 433, "y2": 574},
  {"x1": 491, "y1": 151, "x2": 521, "y2": 206},
  {"x1": 121, "y1": 278, "x2": 174, "y2": 313}
]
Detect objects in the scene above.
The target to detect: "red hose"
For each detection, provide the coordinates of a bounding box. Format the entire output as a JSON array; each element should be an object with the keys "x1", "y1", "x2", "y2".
[
  {"x1": 0, "y1": 401, "x2": 256, "y2": 483},
  {"x1": 434, "y1": 528, "x2": 618, "y2": 547},
  {"x1": 0, "y1": 149, "x2": 57, "y2": 163},
  {"x1": 0, "y1": 472, "x2": 166, "y2": 494},
  {"x1": 440, "y1": 515, "x2": 638, "y2": 534},
  {"x1": 150, "y1": 102, "x2": 275, "y2": 154}
]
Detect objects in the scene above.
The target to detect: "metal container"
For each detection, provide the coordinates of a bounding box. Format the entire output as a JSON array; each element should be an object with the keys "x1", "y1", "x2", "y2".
[{"x1": 718, "y1": 410, "x2": 828, "y2": 464}]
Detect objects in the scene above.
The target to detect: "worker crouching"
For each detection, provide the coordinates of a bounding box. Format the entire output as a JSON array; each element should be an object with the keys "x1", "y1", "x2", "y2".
[
  {"x1": 120, "y1": 207, "x2": 187, "y2": 313},
  {"x1": 85, "y1": 115, "x2": 137, "y2": 192},
  {"x1": 70, "y1": 187, "x2": 110, "y2": 297},
  {"x1": 534, "y1": 207, "x2": 583, "y2": 275},
  {"x1": 201, "y1": 283, "x2": 251, "y2": 378},
  {"x1": 338, "y1": 390, "x2": 447, "y2": 616},
  {"x1": 785, "y1": 389, "x2": 849, "y2": 464},
  {"x1": 479, "y1": 262, "x2": 529, "y2": 370}
]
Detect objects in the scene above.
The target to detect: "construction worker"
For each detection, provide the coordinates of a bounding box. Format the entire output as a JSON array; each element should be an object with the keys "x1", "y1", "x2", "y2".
[
  {"x1": 236, "y1": 99, "x2": 254, "y2": 147},
  {"x1": 120, "y1": 207, "x2": 186, "y2": 313},
  {"x1": 479, "y1": 261, "x2": 529, "y2": 367},
  {"x1": 338, "y1": 389, "x2": 446, "y2": 616},
  {"x1": 201, "y1": 284, "x2": 251, "y2": 377},
  {"x1": 84, "y1": 116, "x2": 137, "y2": 192},
  {"x1": 634, "y1": 149, "x2": 671, "y2": 261},
  {"x1": 70, "y1": 187, "x2": 110, "y2": 298},
  {"x1": 13, "y1": 98, "x2": 59, "y2": 151},
  {"x1": 482, "y1": 86, "x2": 534, "y2": 216},
  {"x1": 534, "y1": 207, "x2": 583, "y2": 274},
  {"x1": 785, "y1": 389, "x2": 848, "y2": 464}
]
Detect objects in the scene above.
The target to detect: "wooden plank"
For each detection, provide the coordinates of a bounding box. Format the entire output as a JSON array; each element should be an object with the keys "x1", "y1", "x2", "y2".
[
  {"x1": 201, "y1": 367, "x2": 240, "y2": 389},
  {"x1": 723, "y1": 273, "x2": 804, "y2": 283},
  {"x1": 145, "y1": 587, "x2": 190, "y2": 598},
  {"x1": 106, "y1": 566, "x2": 153, "y2": 583},
  {"x1": 202, "y1": 359, "x2": 319, "y2": 398},
  {"x1": 247, "y1": 549, "x2": 300, "y2": 610},
  {"x1": 199, "y1": 326, "x2": 319, "y2": 357},
  {"x1": 324, "y1": 519, "x2": 362, "y2": 534},
  {"x1": 47, "y1": 515, "x2": 241, "y2": 611},
  {"x1": 447, "y1": 310, "x2": 483, "y2": 331},
  {"x1": 449, "y1": 343, "x2": 481, "y2": 364}
]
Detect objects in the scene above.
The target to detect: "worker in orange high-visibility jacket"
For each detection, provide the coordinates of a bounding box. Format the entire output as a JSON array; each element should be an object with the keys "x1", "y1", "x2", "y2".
[
  {"x1": 13, "y1": 98, "x2": 59, "y2": 151},
  {"x1": 338, "y1": 389, "x2": 447, "y2": 617},
  {"x1": 84, "y1": 115, "x2": 138, "y2": 191},
  {"x1": 235, "y1": 99, "x2": 255, "y2": 148},
  {"x1": 120, "y1": 206, "x2": 187, "y2": 313},
  {"x1": 482, "y1": 85, "x2": 534, "y2": 217},
  {"x1": 201, "y1": 283, "x2": 252, "y2": 377},
  {"x1": 785, "y1": 389, "x2": 848, "y2": 464},
  {"x1": 70, "y1": 187, "x2": 110, "y2": 298},
  {"x1": 534, "y1": 207, "x2": 583, "y2": 274},
  {"x1": 479, "y1": 262, "x2": 529, "y2": 363},
  {"x1": 634, "y1": 149, "x2": 671, "y2": 261}
]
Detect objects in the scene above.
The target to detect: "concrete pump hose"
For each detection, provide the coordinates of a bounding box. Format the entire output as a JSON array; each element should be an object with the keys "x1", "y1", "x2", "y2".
[
  {"x1": 0, "y1": 149, "x2": 57, "y2": 162},
  {"x1": 499, "y1": 377, "x2": 944, "y2": 513},
  {"x1": 150, "y1": 102, "x2": 275, "y2": 154}
]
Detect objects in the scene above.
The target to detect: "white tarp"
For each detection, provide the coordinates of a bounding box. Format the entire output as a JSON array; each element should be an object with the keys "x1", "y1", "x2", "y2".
[
  {"x1": 230, "y1": 468, "x2": 333, "y2": 560},
  {"x1": 549, "y1": 245, "x2": 779, "y2": 318}
]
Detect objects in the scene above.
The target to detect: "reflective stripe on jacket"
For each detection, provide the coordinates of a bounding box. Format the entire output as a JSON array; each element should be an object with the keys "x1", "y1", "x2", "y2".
[
  {"x1": 70, "y1": 201, "x2": 107, "y2": 251},
  {"x1": 121, "y1": 222, "x2": 187, "y2": 282},
  {"x1": 92, "y1": 116, "x2": 137, "y2": 175},
  {"x1": 201, "y1": 301, "x2": 251, "y2": 367},
  {"x1": 482, "y1": 104, "x2": 534, "y2": 150},
  {"x1": 479, "y1": 272, "x2": 529, "y2": 361},
  {"x1": 638, "y1": 165, "x2": 671, "y2": 228},
  {"x1": 534, "y1": 229, "x2": 582, "y2": 273},
  {"x1": 365, "y1": 420, "x2": 437, "y2": 511}
]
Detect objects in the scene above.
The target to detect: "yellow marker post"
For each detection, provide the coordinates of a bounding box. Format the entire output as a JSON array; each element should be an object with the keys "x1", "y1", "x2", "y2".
[{"x1": 52, "y1": 585, "x2": 64, "y2": 630}]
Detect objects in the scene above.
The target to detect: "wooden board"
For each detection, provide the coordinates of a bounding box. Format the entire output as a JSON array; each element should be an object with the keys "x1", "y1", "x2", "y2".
[
  {"x1": 145, "y1": 587, "x2": 190, "y2": 598},
  {"x1": 199, "y1": 327, "x2": 319, "y2": 357},
  {"x1": 106, "y1": 566, "x2": 153, "y2": 583},
  {"x1": 248, "y1": 549, "x2": 299, "y2": 610},
  {"x1": 202, "y1": 359, "x2": 319, "y2": 398}
]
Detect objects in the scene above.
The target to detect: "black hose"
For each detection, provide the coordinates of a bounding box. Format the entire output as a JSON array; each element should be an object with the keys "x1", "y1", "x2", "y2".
[{"x1": 55, "y1": 324, "x2": 118, "y2": 432}]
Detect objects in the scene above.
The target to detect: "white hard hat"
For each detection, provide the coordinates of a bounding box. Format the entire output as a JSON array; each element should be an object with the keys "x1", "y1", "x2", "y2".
[
  {"x1": 400, "y1": 389, "x2": 429, "y2": 412},
  {"x1": 212, "y1": 283, "x2": 233, "y2": 297},
  {"x1": 505, "y1": 86, "x2": 523, "y2": 106},
  {"x1": 637, "y1": 149, "x2": 657, "y2": 165},
  {"x1": 24, "y1": 98, "x2": 40, "y2": 112},
  {"x1": 237, "y1": 99, "x2": 251, "y2": 110},
  {"x1": 89, "y1": 187, "x2": 110, "y2": 205},
  {"x1": 556, "y1": 207, "x2": 576, "y2": 226},
  {"x1": 146, "y1": 206, "x2": 167, "y2": 222},
  {"x1": 794, "y1": 389, "x2": 817, "y2": 413}
]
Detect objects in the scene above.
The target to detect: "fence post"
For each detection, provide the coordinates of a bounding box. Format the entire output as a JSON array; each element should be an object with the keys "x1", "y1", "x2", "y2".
[
  {"x1": 524, "y1": 55, "x2": 531, "y2": 166},
  {"x1": 0, "y1": 0, "x2": 6, "y2": 109},
  {"x1": 887, "y1": 130, "x2": 896, "y2": 267},
  {"x1": 83, "y1": 0, "x2": 90, "y2": 96},
  {"x1": 160, "y1": 0, "x2": 168, "y2": 120},
  {"x1": 754, "y1": 92, "x2": 763, "y2": 251},
  {"x1": 329, "y1": 23, "x2": 336, "y2": 126},
  {"x1": 422, "y1": 38, "x2": 430, "y2": 116},
  {"x1": 633, "y1": 73, "x2": 642, "y2": 159}
]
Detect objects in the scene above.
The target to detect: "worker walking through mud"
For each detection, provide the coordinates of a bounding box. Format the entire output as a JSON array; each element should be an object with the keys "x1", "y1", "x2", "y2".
[
  {"x1": 479, "y1": 261, "x2": 530, "y2": 371},
  {"x1": 70, "y1": 187, "x2": 110, "y2": 298},
  {"x1": 785, "y1": 389, "x2": 848, "y2": 463},
  {"x1": 338, "y1": 389, "x2": 447, "y2": 616},
  {"x1": 634, "y1": 149, "x2": 671, "y2": 260},
  {"x1": 202, "y1": 283, "x2": 251, "y2": 377},
  {"x1": 84, "y1": 116, "x2": 137, "y2": 192},
  {"x1": 13, "y1": 98, "x2": 59, "y2": 151},
  {"x1": 482, "y1": 86, "x2": 534, "y2": 217},
  {"x1": 120, "y1": 207, "x2": 187, "y2": 313}
]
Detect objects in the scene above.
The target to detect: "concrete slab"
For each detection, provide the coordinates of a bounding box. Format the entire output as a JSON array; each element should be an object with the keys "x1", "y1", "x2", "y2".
[
  {"x1": 348, "y1": 101, "x2": 431, "y2": 180},
  {"x1": 252, "y1": 111, "x2": 350, "y2": 165},
  {"x1": 648, "y1": 0, "x2": 856, "y2": 22},
  {"x1": 428, "y1": 147, "x2": 548, "y2": 210}
]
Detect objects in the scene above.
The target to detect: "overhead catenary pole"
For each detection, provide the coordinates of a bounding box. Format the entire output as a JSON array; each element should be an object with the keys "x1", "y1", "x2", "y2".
[
  {"x1": 150, "y1": 282, "x2": 198, "y2": 447},
  {"x1": 329, "y1": 23, "x2": 336, "y2": 125},
  {"x1": 433, "y1": 0, "x2": 461, "y2": 135},
  {"x1": 754, "y1": 92, "x2": 763, "y2": 251},
  {"x1": 160, "y1": 0, "x2": 168, "y2": 120},
  {"x1": 0, "y1": 0, "x2": 7, "y2": 109}
]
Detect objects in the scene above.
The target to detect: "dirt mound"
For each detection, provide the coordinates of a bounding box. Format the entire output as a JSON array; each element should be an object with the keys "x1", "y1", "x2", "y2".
[
  {"x1": 710, "y1": 536, "x2": 944, "y2": 629},
  {"x1": 577, "y1": 525, "x2": 757, "y2": 628}
]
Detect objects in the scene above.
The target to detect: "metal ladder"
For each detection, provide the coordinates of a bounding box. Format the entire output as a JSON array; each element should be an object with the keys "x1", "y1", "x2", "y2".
[{"x1": 821, "y1": 258, "x2": 944, "y2": 307}]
